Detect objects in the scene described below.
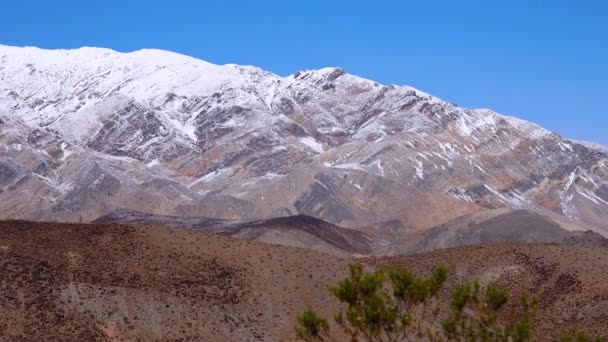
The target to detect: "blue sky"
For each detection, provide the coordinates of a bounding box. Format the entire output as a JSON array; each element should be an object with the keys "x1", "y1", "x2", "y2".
[{"x1": 1, "y1": 0, "x2": 606, "y2": 144}]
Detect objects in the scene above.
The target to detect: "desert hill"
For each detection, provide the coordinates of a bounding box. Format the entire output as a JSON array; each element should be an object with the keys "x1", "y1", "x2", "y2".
[{"x1": 0, "y1": 220, "x2": 606, "y2": 341}]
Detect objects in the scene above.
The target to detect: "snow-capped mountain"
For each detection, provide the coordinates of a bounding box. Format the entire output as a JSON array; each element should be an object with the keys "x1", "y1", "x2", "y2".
[{"x1": 1, "y1": 45, "x2": 607, "y2": 236}]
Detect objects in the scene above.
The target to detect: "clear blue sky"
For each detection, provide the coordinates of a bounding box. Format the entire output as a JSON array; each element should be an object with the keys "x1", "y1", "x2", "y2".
[{"x1": 1, "y1": 0, "x2": 606, "y2": 145}]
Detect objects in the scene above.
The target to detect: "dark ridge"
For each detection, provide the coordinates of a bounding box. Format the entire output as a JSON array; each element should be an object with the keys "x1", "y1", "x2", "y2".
[
  {"x1": 226, "y1": 215, "x2": 372, "y2": 254},
  {"x1": 93, "y1": 210, "x2": 372, "y2": 255},
  {"x1": 92, "y1": 209, "x2": 229, "y2": 228}
]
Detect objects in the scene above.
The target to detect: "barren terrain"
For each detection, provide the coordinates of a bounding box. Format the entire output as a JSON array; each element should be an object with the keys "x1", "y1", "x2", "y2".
[{"x1": 0, "y1": 221, "x2": 606, "y2": 341}]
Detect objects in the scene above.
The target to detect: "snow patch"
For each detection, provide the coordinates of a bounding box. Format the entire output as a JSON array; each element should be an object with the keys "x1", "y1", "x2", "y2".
[
  {"x1": 191, "y1": 168, "x2": 232, "y2": 186},
  {"x1": 300, "y1": 137, "x2": 324, "y2": 153},
  {"x1": 449, "y1": 188, "x2": 473, "y2": 202},
  {"x1": 331, "y1": 163, "x2": 367, "y2": 172},
  {"x1": 414, "y1": 159, "x2": 424, "y2": 180},
  {"x1": 560, "y1": 172, "x2": 579, "y2": 219},
  {"x1": 498, "y1": 114, "x2": 551, "y2": 139},
  {"x1": 146, "y1": 159, "x2": 160, "y2": 167},
  {"x1": 60, "y1": 142, "x2": 74, "y2": 161},
  {"x1": 166, "y1": 116, "x2": 197, "y2": 141}
]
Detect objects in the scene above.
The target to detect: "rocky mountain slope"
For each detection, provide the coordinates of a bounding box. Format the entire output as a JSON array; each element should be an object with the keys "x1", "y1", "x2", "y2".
[
  {"x1": 0, "y1": 221, "x2": 606, "y2": 341},
  {"x1": 1, "y1": 45, "x2": 607, "y2": 236}
]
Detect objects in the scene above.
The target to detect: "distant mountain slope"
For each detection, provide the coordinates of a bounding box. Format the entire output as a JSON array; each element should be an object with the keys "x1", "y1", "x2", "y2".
[
  {"x1": 93, "y1": 209, "x2": 230, "y2": 228},
  {"x1": 0, "y1": 221, "x2": 606, "y2": 340},
  {"x1": 94, "y1": 209, "x2": 606, "y2": 256},
  {"x1": 1, "y1": 45, "x2": 607, "y2": 236},
  {"x1": 94, "y1": 209, "x2": 372, "y2": 255},
  {"x1": 405, "y1": 209, "x2": 607, "y2": 254}
]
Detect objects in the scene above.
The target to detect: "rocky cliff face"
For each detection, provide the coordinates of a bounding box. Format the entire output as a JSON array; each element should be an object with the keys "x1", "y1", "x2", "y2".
[{"x1": 1, "y1": 45, "x2": 607, "y2": 235}]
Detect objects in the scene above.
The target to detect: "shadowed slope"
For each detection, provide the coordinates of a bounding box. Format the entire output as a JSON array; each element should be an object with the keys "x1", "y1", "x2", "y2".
[{"x1": 405, "y1": 209, "x2": 607, "y2": 254}]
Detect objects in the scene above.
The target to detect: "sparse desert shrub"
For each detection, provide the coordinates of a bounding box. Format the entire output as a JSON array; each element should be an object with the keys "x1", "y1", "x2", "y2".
[
  {"x1": 560, "y1": 328, "x2": 603, "y2": 342},
  {"x1": 296, "y1": 310, "x2": 330, "y2": 341},
  {"x1": 295, "y1": 264, "x2": 601, "y2": 341}
]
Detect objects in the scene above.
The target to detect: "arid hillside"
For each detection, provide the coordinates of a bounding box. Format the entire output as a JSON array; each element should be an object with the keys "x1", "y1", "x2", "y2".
[
  {"x1": 0, "y1": 221, "x2": 351, "y2": 341},
  {"x1": 0, "y1": 221, "x2": 606, "y2": 341},
  {"x1": 374, "y1": 244, "x2": 608, "y2": 339}
]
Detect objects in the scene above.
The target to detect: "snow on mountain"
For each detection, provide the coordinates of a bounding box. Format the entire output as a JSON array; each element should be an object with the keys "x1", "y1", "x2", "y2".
[
  {"x1": 0, "y1": 45, "x2": 278, "y2": 140},
  {"x1": 571, "y1": 140, "x2": 608, "y2": 153},
  {"x1": 0, "y1": 45, "x2": 607, "y2": 237}
]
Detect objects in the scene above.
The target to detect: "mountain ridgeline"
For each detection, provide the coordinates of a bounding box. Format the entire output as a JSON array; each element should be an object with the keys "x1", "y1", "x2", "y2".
[{"x1": 0, "y1": 44, "x2": 607, "y2": 243}]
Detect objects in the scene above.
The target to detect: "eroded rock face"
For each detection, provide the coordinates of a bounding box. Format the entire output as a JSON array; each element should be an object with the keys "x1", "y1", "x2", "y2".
[
  {"x1": 0, "y1": 45, "x2": 607, "y2": 236},
  {"x1": 0, "y1": 162, "x2": 17, "y2": 185}
]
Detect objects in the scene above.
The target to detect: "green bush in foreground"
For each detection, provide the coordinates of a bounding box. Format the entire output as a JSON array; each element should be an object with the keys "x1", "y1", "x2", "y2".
[{"x1": 296, "y1": 263, "x2": 602, "y2": 342}]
